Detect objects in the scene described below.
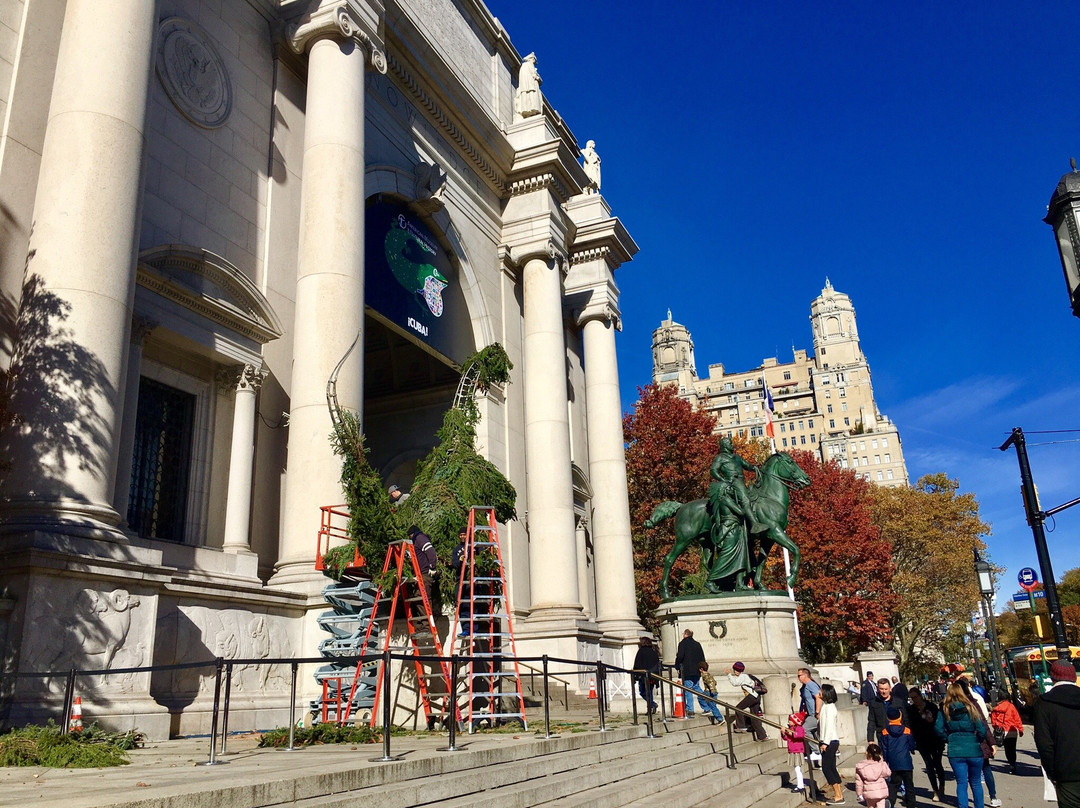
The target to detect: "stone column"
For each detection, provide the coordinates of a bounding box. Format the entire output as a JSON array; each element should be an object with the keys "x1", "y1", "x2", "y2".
[
  {"x1": 582, "y1": 309, "x2": 641, "y2": 636},
  {"x1": 522, "y1": 254, "x2": 581, "y2": 615},
  {"x1": 274, "y1": 2, "x2": 385, "y2": 586},
  {"x1": 112, "y1": 317, "x2": 157, "y2": 521},
  {"x1": 0, "y1": 0, "x2": 155, "y2": 536},
  {"x1": 223, "y1": 364, "x2": 265, "y2": 553}
]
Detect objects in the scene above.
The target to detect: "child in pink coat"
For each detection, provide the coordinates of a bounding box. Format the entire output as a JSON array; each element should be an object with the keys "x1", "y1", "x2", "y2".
[
  {"x1": 782, "y1": 711, "x2": 808, "y2": 792},
  {"x1": 855, "y1": 743, "x2": 892, "y2": 808}
]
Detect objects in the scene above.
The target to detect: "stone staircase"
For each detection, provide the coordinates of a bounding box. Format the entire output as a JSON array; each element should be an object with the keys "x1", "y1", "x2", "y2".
[{"x1": 287, "y1": 719, "x2": 808, "y2": 808}]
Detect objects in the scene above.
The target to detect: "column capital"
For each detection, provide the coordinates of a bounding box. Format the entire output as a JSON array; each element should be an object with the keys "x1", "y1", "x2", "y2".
[
  {"x1": 577, "y1": 299, "x2": 621, "y2": 331},
  {"x1": 287, "y1": 0, "x2": 387, "y2": 74},
  {"x1": 217, "y1": 363, "x2": 267, "y2": 395},
  {"x1": 130, "y1": 316, "x2": 158, "y2": 346}
]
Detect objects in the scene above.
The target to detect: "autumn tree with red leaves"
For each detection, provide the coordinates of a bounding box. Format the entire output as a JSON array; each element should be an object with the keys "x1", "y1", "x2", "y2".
[
  {"x1": 783, "y1": 450, "x2": 898, "y2": 664},
  {"x1": 624, "y1": 384, "x2": 718, "y2": 627}
]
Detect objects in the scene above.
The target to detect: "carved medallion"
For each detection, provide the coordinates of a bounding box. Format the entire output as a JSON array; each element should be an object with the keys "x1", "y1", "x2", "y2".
[{"x1": 156, "y1": 17, "x2": 232, "y2": 129}]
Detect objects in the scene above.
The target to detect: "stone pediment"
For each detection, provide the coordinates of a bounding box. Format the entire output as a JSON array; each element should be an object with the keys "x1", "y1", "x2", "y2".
[{"x1": 137, "y1": 246, "x2": 283, "y2": 344}]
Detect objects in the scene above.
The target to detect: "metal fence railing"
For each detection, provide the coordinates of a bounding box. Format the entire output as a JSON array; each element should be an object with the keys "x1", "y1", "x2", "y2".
[{"x1": 3, "y1": 654, "x2": 777, "y2": 767}]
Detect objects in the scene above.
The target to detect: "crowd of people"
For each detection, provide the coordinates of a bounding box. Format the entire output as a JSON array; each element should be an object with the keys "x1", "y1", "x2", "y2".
[{"x1": 631, "y1": 648, "x2": 1079, "y2": 808}]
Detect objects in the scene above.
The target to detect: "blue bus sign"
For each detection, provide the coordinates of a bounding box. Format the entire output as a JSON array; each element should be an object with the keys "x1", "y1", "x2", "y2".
[{"x1": 1018, "y1": 567, "x2": 1039, "y2": 590}]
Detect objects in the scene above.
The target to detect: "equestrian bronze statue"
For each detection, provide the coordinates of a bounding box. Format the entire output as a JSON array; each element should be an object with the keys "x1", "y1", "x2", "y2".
[{"x1": 645, "y1": 444, "x2": 810, "y2": 598}]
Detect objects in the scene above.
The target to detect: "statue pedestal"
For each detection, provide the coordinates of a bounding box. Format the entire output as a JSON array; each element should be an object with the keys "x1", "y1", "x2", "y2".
[{"x1": 655, "y1": 591, "x2": 805, "y2": 719}]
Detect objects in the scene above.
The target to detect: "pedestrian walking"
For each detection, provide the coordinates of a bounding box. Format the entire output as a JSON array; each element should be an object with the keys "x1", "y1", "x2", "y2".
[
  {"x1": 1033, "y1": 660, "x2": 1080, "y2": 808},
  {"x1": 880, "y1": 705, "x2": 917, "y2": 808},
  {"x1": 818, "y1": 683, "x2": 846, "y2": 805},
  {"x1": 783, "y1": 711, "x2": 808, "y2": 793},
  {"x1": 855, "y1": 744, "x2": 892, "y2": 808},
  {"x1": 698, "y1": 661, "x2": 725, "y2": 724},
  {"x1": 909, "y1": 689, "x2": 947, "y2": 802},
  {"x1": 935, "y1": 681, "x2": 993, "y2": 808},
  {"x1": 868, "y1": 676, "x2": 910, "y2": 741},
  {"x1": 989, "y1": 695, "x2": 1023, "y2": 775},
  {"x1": 728, "y1": 661, "x2": 768, "y2": 741},
  {"x1": 632, "y1": 636, "x2": 660, "y2": 714},
  {"x1": 675, "y1": 629, "x2": 707, "y2": 718}
]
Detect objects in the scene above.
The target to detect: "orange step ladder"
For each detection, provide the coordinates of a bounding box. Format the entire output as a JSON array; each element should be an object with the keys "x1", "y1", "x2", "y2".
[
  {"x1": 450, "y1": 506, "x2": 527, "y2": 731},
  {"x1": 337, "y1": 539, "x2": 455, "y2": 729}
]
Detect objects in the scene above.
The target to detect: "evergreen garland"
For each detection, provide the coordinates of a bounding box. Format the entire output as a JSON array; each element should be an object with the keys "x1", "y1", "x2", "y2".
[
  {"x1": 327, "y1": 408, "x2": 400, "y2": 573},
  {"x1": 323, "y1": 343, "x2": 517, "y2": 590}
]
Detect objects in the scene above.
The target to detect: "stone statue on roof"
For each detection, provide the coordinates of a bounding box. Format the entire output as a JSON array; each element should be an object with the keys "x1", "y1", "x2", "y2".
[
  {"x1": 581, "y1": 140, "x2": 601, "y2": 193},
  {"x1": 514, "y1": 53, "x2": 542, "y2": 119}
]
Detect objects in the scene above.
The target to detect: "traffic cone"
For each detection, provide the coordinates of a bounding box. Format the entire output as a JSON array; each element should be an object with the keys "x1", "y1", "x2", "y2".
[
  {"x1": 69, "y1": 696, "x2": 83, "y2": 732},
  {"x1": 587, "y1": 677, "x2": 597, "y2": 699},
  {"x1": 674, "y1": 686, "x2": 685, "y2": 718}
]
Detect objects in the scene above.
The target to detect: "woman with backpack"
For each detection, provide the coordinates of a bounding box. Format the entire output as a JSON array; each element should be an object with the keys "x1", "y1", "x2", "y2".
[{"x1": 727, "y1": 661, "x2": 768, "y2": 741}]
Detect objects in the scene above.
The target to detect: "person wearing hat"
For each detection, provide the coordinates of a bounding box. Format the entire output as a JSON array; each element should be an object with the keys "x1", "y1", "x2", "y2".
[
  {"x1": 1033, "y1": 659, "x2": 1080, "y2": 808},
  {"x1": 388, "y1": 484, "x2": 410, "y2": 508},
  {"x1": 880, "y1": 704, "x2": 917, "y2": 808},
  {"x1": 727, "y1": 661, "x2": 768, "y2": 741},
  {"x1": 632, "y1": 636, "x2": 661, "y2": 713}
]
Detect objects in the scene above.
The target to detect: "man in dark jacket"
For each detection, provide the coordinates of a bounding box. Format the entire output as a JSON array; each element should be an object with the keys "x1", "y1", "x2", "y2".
[
  {"x1": 1034, "y1": 660, "x2": 1080, "y2": 808},
  {"x1": 674, "y1": 629, "x2": 707, "y2": 718},
  {"x1": 407, "y1": 525, "x2": 437, "y2": 603},
  {"x1": 867, "y1": 677, "x2": 910, "y2": 742},
  {"x1": 860, "y1": 671, "x2": 876, "y2": 706},
  {"x1": 632, "y1": 636, "x2": 661, "y2": 713}
]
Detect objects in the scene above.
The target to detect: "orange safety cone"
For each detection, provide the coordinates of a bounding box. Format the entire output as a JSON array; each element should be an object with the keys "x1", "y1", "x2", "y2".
[
  {"x1": 69, "y1": 696, "x2": 83, "y2": 732},
  {"x1": 587, "y1": 677, "x2": 597, "y2": 699},
  {"x1": 673, "y1": 686, "x2": 685, "y2": 718}
]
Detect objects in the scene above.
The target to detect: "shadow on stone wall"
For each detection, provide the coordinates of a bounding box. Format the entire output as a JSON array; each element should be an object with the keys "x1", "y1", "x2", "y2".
[{"x1": 0, "y1": 270, "x2": 114, "y2": 501}]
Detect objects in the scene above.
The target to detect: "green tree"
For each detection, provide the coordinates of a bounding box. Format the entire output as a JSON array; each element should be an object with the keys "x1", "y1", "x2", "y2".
[{"x1": 872, "y1": 474, "x2": 990, "y2": 679}]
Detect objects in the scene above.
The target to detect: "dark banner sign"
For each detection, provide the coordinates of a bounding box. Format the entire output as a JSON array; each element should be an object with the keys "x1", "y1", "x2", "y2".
[{"x1": 365, "y1": 200, "x2": 472, "y2": 364}]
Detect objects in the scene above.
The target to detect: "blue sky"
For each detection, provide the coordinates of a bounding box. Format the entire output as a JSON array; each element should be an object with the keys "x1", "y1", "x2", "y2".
[{"x1": 491, "y1": 2, "x2": 1080, "y2": 597}]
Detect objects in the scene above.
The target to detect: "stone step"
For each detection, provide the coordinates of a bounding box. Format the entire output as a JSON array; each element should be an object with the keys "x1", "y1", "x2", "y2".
[
  {"x1": 615, "y1": 758, "x2": 767, "y2": 808},
  {"x1": 290, "y1": 725, "x2": 715, "y2": 808},
  {"x1": 691, "y1": 771, "x2": 806, "y2": 808}
]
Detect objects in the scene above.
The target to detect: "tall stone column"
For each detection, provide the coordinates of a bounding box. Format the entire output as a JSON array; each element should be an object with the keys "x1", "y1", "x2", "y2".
[
  {"x1": 274, "y1": 2, "x2": 385, "y2": 587},
  {"x1": 112, "y1": 317, "x2": 157, "y2": 521},
  {"x1": 522, "y1": 253, "x2": 581, "y2": 615},
  {"x1": 0, "y1": 0, "x2": 156, "y2": 537},
  {"x1": 223, "y1": 364, "x2": 265, "y2": 554},
  {"x1": 582, "y1": 309, "x2": 641, "y2": 637}
]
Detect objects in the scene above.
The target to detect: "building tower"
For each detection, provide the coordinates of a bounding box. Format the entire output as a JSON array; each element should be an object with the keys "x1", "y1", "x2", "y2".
[
  {"x1": 810, "y1": 277, "x2": 863, "y2": 368},
  {"x1": 652, "y1": 309, "x2": 697, "y2": 392}
]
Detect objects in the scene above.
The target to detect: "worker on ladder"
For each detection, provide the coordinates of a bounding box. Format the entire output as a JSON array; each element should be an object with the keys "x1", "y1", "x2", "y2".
[{"x1": 408, "y1": 525, "x2": 438, "y2": 604}]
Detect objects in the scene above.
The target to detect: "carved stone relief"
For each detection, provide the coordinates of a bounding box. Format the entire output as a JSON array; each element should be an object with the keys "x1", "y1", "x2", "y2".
[
  {"x1": 155, "y1": 17, "x2": 232, "y2": 129},
  {"x1": 156, "y1": 605, "x2": 293, "y2": 696},
  {"x1": 22, "y1": 581, "x2": 145, "y2": 693}
]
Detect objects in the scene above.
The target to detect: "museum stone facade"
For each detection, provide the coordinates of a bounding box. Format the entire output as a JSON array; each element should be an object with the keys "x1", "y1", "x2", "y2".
[{"x1": 0, "y1": 0, "x2": 642, "y2": 737}]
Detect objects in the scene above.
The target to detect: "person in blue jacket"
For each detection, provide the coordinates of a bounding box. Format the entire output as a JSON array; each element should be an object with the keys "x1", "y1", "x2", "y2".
[{"x1": 880, "y1": 705, "x2": 917, "y2": 808}]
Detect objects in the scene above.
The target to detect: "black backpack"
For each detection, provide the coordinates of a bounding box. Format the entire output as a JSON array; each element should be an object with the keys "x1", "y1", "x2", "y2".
[{"x1": 749, "y1": 674, "x2": 768, "y2": 695}]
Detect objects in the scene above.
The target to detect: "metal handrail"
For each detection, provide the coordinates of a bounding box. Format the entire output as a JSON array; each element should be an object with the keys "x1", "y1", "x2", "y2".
[
  {"x1": 7, "y1": 651, "x2": 787, "y2": 767},
  {"x1": 517, "y1": 660, "x2": 571, "y2": 711},
  {"x1": 649, "y1": 672, "x2": 785, "y2": 732}
]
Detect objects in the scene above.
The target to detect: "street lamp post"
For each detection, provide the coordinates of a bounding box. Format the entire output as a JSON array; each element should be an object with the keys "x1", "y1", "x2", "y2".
[
  {"x1": 1045, "y1": 164, "x2": 1080, "y2": 319},
  {"x1": 974, "y1": 550, "x2": 1006, "y2": 700},
  {"x1": 998, "y1": 428, "x2": 1073, "y2": 661}
]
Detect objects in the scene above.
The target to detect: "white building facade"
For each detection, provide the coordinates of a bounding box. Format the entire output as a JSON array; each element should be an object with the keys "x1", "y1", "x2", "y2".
[{"x1": 0, "y1": 0, "x2": 642, "y2": 737}]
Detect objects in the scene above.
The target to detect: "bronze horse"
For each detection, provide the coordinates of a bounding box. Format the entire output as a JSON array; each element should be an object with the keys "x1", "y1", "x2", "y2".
[{"x1": 645, "y1": 451, "x2": 811, "y2": 599}]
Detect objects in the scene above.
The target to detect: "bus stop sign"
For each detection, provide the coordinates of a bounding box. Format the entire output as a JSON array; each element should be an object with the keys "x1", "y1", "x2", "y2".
[{"x1": 1018, "y1": 567, "x2": 1040, "y2": 592}]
